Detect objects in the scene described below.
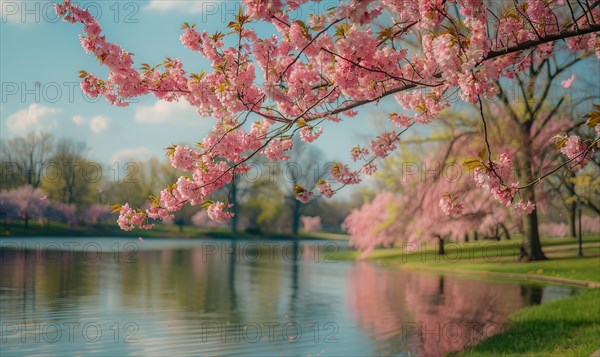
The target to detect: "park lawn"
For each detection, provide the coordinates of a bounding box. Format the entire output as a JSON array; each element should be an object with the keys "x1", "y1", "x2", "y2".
[
  {"x1": 334, "y1": 235, "x2": 600, "y2": 260},
  {"x1": 457, "y1": 288, "x2": 600, "y2": 357},
  {"x1": 412, "y1": 256, "x2": 600, "y2": 283},
  {"x1": 564, "y1": 246, "x2": 600, "y2": 255},
  {"x1": 302, "y1": 231, "x2": 350, "y2": 240},
  {"x1": 333, "y1": 236, "x2": 600, "y2": 282}
]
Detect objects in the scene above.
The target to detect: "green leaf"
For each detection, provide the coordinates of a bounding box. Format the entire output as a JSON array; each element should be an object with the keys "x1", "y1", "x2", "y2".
[
  {"x1": 200, "y1": 200, "x2": 214, "y2": 209},
  {"x1": 584, "y1": 111, "x2": 600, "y2": 128},
  {"x1": 554, "y1": 138, "x2": 568, "y2": 149},
  {"x1": 165, "y1": 145, "x2": 177, "y2": 157},
  {"x1": 463, "y1": 158, "x2": 484, "y2": 170},
  {"x1": 110, "y1": 204, "x2": 122, "y2": 214},
  {"x1": 478, "y1": 148, "x2": 487, "y2": 160},
  {"x1": 296, "y1": 118, "x2": 308, "y2": 128},
  {"x1": 334, "y1": 23, "x2": 350, "y2": 38}
]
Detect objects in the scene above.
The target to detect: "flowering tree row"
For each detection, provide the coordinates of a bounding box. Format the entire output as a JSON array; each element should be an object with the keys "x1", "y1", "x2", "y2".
[
  {"x1": 344, "y1": 95, "x2": 599, "y2": 259},
  {"x1": 0, "y1": 185, "x2": 112, "y2": 227},
  {"x1": 54, "y1": 1, "x2": 599, "y2": 241}
]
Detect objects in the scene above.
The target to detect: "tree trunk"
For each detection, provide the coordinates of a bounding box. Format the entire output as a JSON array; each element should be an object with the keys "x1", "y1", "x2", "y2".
[
  {"x1": 568, "y1": 201, "x2": 577, "y2": 238},
  {"x1": 500, "y1": 223, "x2": 511, "y2": 240},
  {"x1": 518, "y1": 152, "x2": 547, "y2": 261},
  {"x1": 473, "y1": 231, "x2": 478, "y2": 241},
  {"x1": 292, "y1": 199, "x2": 301, "y2": 236},
  {"x1": 437, "y1": 236, "x2": 445, "y2": 255},
  {"x1": 230, "y1": 177, "x2": 238, "y2": 234},
  {"x1": 519, "y1": 205, "x2": 547, "y2": 261},
  {"x1": 464, "y1": 233, "x2": 469, "y2": 242},
  {"x1": 24, "y1": 212, "x2": 29, "y2": 229}
]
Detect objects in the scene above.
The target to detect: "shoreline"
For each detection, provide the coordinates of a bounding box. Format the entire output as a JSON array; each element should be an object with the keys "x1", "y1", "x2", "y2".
[{"x1": 399, "y1": 264, "x2": 600, "y2": 288}]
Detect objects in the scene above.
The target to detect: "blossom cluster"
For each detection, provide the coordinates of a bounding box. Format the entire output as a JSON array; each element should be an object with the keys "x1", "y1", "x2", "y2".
[
  {"x1": 117, "y1": 204, "x2": 153, "y2": 231},
  {"x1": 557, "y1": 135, "x2": 596, "y2": 169},
  {"x1": 54, "y1": 0, "x2": 600, "y2": 229},
  {"x1": 207, "y1": 202, "x2": 235, "y2": 223},
  {"x1": 439, "y1": 195, "x2": 464, "y2": 216},
  {"x1": 473, "y1": 154, "x2": 535, "y2": 216}
]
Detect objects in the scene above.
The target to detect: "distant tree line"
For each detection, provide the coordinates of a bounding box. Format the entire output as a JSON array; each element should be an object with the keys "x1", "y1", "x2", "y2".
[{"x1": 0, "y1": 132, "x2": 360, "y2": 235}]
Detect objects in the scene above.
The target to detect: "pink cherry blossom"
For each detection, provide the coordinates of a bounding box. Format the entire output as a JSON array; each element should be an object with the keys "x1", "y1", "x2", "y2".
[
  {"x1": 300, "y1": 126, "x2": 323, "y2": 143},
  {"x1": 559, "y1": 135, "x2": 594, "y2": 169},
  {"x1": 295, "y1": 185, "x2": 314, "y2": 203},
  {"x1": 361, "y1": 163, "x2": 378, "y2": 175},
  {"x1": 206, "y1": 201, "x2": 235, "y2": 223},
  {"x1": 118, "y1": 204, "x2": 153, "y2": 231},
  {"x1": 263, "y1": 138, "x2": 293, "y2": 161},
  {"x1": 370, "y1": 131, "x2": 398, "y2": 158},
  {"x1": 439, "y1": 195, "x2": 464, "y2": 216},
  {"x1": 53, "y1": 0, "x2": 600, "y2": 229},
  {"x1": 350, "y1": 146, "x2": 369, "y2": 162},
  {"x1": 561, "y1": 74, "x2": 575, "y2": 88},
  {"x1": 316, "y1": 181, "x2": 335, "y2": 198}
]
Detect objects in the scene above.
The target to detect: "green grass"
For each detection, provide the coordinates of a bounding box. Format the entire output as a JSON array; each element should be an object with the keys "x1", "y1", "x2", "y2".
[
  {"x1": 456, "y1": 289, "x2": 600, "y2": 357},
  {"x1": 301, "y1": 231, "x2": 350, "y2": 240},
  {"x1": 335, "y1": 236, "x2": 600, "y2": 260},
  {"x1": 427, "y1": 256, "x2": 600, "y2": 282},
  {"x1": 333, "y1": 236, "x2": 600, "y2": 282}
]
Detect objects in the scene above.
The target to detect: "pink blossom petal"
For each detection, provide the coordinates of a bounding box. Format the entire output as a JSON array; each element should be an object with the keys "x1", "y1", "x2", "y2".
[{"x1": 561, "y1": 74, "x2": 575, "y2": 88}]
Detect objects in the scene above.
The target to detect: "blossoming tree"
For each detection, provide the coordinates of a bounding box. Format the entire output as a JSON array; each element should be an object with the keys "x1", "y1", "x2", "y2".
[
  {"x1": 344, "y1": 144, "x2": 514, "y2": 258},
  {"x1": 344, "y1": 102, "x2": 586, "y2": 259},
  {"x1": 55, "y1": 0, "x2": 599, "y2": 261},
  {"x1": 0, "y1": 185, "x2": 50, "y2": 228}
]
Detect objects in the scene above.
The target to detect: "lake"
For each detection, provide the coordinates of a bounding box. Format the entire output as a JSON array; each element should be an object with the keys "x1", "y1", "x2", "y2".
[{"x1": 0, "y1": 238, "x2": 580, "y2": 356}]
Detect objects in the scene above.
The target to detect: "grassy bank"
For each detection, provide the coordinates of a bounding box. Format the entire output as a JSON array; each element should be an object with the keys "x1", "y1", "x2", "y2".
[
  {"x1": 0, "y1": 221, "x2": 346, "y2": 241},
  {"x1": 456, "y1": 288, "x2": 600, "y2": 357},
  {"x1": 334, "y1": 236, "x2": 600, "y2": 283}
]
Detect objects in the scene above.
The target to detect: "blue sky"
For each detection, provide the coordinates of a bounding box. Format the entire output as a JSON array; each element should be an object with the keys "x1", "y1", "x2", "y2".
[{"x1": 0, "y1": 0, "x2": 397, "y2": 170}]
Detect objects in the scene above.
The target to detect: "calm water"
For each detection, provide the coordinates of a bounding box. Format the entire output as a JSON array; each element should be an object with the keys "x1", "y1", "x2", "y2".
[{"x1": 0, "y1": 238, "x2": 580, "y2": 357}]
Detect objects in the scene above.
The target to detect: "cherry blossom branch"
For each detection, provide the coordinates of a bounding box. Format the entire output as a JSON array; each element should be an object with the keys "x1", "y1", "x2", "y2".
[
  {"x1": 477, "y1": 95, "x2": 506, "y2": 186},
  {"x1": 484, "y1": 24, "x2": 600, "y2": 62},
  {"x1": 517, "y1": 138, "x2": 599, "y2": 190}
]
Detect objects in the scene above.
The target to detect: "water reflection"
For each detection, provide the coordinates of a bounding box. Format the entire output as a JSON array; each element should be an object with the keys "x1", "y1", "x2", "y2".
[
  {"x1": 346, "y1": 262, "x2": 579, "y2": 356},
  {"x1": 0, "y1": 238, "x2": 579, "y2": 356}
]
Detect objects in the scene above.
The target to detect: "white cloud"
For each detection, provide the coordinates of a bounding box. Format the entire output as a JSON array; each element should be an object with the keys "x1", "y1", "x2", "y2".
[
  {"x1": 5, "y1": 104, "x2": 61, "y2": 135},
  {"x1": 90, "y1": 115, "x2": 110, "y2": 134},
  {"x1": 134, "y1": 100, "x2": 207, "y2": 125},
  {"x1": 72, "y1": 115, "x2": 86, "y2": 126},
  {"x1": 145, "y1": 0, "x2": 223, "y2": 13},
  {"x1": 111, "y1": 147, "x2": 155, "y2": 164}
]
